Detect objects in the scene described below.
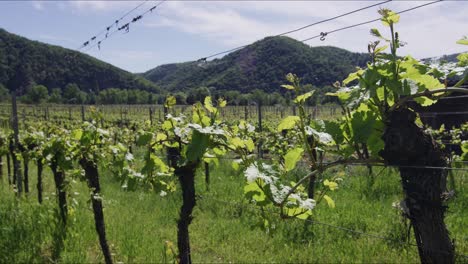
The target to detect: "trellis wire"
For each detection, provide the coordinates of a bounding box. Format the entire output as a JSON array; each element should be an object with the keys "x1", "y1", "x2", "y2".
[{"x1": 197, "y1": 194, "x2": 468, "y2": 260}]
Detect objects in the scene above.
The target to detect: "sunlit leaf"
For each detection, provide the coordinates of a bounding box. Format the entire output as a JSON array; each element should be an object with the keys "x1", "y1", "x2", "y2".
[
  {"x1": 284, "y1": 147, "x2": 304, "y2": 172},
  {"x1": 281, "y1": 84, "x2": 295, "y2": 90},
  {"x1": 294, "y1": 91, "x2": 314, "y2": 103},
  {"x1": 165, "y1": 96, "x2": 176, "y2": 108},
  {"x1": 277, "y1": 116, "x2": 300, "y2": 131},
  {"x1": 323, "y1": 195, "x2": 335, "y2": 208},
  {"x1": 204, "y1": 96, "x2": 216, "y2": 113}
]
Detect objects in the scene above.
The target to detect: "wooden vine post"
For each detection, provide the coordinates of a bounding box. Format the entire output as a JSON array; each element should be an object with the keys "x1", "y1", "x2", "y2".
[
  {"x1": 37, "y1": 158, "x2": 43, "y2": 203},
  {"x1": 81, "y1": 105, "x2": 85, "y2": 122},
  {"x1": 257, "y1": 101, "x2": 263, "y2": 159},
  {"x1": 11, "y1": 88, "x2": 22, "y2": 195}
]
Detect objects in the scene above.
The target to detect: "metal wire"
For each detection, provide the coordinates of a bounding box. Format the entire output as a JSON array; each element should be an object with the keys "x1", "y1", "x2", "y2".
[
  {"x1": 198, "y1": 194, "x2": 468, "y2": 260},
  {"x1": 302, "y1": 0, "x2": 443, "y2": 42}
]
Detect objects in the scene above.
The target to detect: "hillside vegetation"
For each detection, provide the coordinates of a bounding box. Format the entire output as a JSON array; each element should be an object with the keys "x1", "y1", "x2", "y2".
[
  {"x1": 0, "y1": 28, "x2": 159, "y2": 98},
  {"x1": 143, "y1": 36, "x2": 371, "y2": 93}
]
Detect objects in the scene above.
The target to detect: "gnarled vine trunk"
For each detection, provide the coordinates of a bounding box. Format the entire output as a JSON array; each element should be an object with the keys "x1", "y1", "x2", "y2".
[
  {"x1": 0, "y1": 156, "x2": 3, "y2": 182},
  {"x1": 7, "y1": 153, "x2": 11, "y2": 185},
  {"x1": 176, "y1": 164, "x2": 197, "y2": 264},
  {"x1": 37, "y1": 159, "x2": 43, "y2": 204},
  {"x1": 380, "y1": 108, "x2": 454, "y2": 264},
  {"x1": 51, "y1": 161, "x2": 68, "y2": 225},
  {"x1": 169, "y1": 147, "x2": 198, "y2": 264},
  {"x1": 307, "y1": 174, "x2": 316, "y2": 199},
  {"x1": 23, "y1": 156, "x2": 29, "y2": 193},
  {"x1": 79, "y1": 158, "x2": 113, "y2": 264}
]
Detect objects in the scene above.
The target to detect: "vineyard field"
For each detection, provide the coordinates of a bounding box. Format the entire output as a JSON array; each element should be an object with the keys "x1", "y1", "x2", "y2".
[
  {"x1": 1, "y1": 156, "x2": 466, "y2": 263},
  {"x1": 0, "y1": 104, "x2": 339, "y2": 128},
  {"x1": 1, "y1": 8, "x2": 467, "y2": 263}
]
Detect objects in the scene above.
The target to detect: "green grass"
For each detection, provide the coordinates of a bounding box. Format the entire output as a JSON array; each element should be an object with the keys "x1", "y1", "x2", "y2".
[{"x1": 0, "y1": 158, "x2": 466, "y2": 263}]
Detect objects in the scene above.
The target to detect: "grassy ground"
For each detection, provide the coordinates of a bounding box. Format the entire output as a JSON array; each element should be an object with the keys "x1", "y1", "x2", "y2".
[{"x1": 0, "y1": 157, "x2": 466, "y2": 263}]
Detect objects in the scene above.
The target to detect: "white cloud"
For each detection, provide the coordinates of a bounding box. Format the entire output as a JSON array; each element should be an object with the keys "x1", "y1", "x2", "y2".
[
  {"x1": 144, "y1": 1, "x2": 303, "y2": 46},
  {"x1": 67, "y1": 0, "x2": 466, "y2": 70},
  {"x1": 68, "y1": 0, "x2": 148, "y2": 13},
  {"x1": 142, "y1": 1, "x2": 467, "y2": 58}
]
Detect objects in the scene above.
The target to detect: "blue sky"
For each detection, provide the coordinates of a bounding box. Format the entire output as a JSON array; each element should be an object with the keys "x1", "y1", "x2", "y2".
[{"x1": 1, "y1": 1, "x2": 467, "y2": 73}]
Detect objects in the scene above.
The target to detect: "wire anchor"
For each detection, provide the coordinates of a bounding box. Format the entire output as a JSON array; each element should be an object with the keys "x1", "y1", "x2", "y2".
[{"x1": 320, "y1": 32, "x2": 328, "y2": 41}]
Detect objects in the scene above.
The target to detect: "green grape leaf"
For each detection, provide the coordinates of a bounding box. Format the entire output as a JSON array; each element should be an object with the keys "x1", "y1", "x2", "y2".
[
  {"x1": 350, "y1": 110, "x2": 376, "y2": 144},
  {"x1": 245, "y1": 138, "x2": 255, "y2": 152},
  {"x1": 323, "y1": 179, "x2": 338, "y2": 191},
  {"x1": 244, "y1": 182, "x2": 268, "y2": 206},
  {"x1": 156, "y1": 133, "x2": 167, "y2": 142},
  {"x1": 323, "y1": 195, "x2": 335, "y2": 208},
  {"x1": 72, "y1": 129, "x2": 83, "y2": 140},
  {"x1": 374, "y1": 45, "x2": 388, "y2": 54},
  {"x1": 414, "y1": 96, "x2": 436, "y2": 106},
  {"x1": 370, "y1": 28, "x2": 382, "y2": 38},
  {"x1": 218, "y1": 98, "x2": 227, "y2": 108},
  {"x1": 165, "y1": 96, "x2": 176, "y2": 108},
  {"x1": 294, "y1": 91, "x2": 314, "y2": 103},
  {"x1": 204, "y1": 96, "x2": 216, "y2": 113},
  {"x1": 380, "y1": 9, "x2": 400, "y2": 26},
  {"x1": 367, "y1": 120, "x2": 384, "y2": 157},
  {"x1": 136, "y1": 132, "x2": 153, "y2": 146},
  {"x1": 457, "y1": 53, "x2": 468, "y2": 67},
  {"x1": 462, "y1": 141, "x2": 468, "y2": 153},
  {"x1": 343, "y1": 69, "x2": 364, "y2": 85},
  {"x1": 456, "y1": 36, "x2": 468, "y2": 45},
  {"x1": 186, "y1": 130, "x2": 210, "y2": 162},
  {"x1": 232, "y1": 161, "x2": 240, "y2": 171},
  {"x1": 152, "y1": 154, "x2": 169, "y2": 173},
  {"x1": 324, "y1": 121, "x2": 344, "y2": 145},
  {"x1": 326, "y1": 90, "x2": 351, "y2": 102},
  {"x1": 277, "y1": 116, "x2": 300, "y2": 131},
  {"x1": 295, "y1": 209, "x2": 312, "y2": 220},
  {"x1": 284, "y1": 147, "x2": 304, "y2": 172},
  {"x1": 281, "y1": 84, "x2": 295, "y2": 90}
]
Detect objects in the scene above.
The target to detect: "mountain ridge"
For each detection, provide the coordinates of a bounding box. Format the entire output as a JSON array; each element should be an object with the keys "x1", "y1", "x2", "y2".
[
  {"x1": 142, "y1": 36, "x2": 371, "y2": 94},
  {"x1": 0, "y1": 28, "x2": 159, "y2": 95}
]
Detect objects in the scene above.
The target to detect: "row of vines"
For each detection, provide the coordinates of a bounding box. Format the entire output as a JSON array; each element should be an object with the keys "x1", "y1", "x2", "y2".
[{"x1": 1, "y1": 9, "x2": 467, "y2": 264}]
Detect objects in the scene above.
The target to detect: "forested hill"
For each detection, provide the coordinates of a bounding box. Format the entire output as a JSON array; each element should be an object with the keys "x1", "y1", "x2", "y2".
[
  {"x1": 142, "y1": 36, "x2": 371, "y2": 93},
  {"x1": 0, "y1": 28, "x2": 159, "y2": 94}
]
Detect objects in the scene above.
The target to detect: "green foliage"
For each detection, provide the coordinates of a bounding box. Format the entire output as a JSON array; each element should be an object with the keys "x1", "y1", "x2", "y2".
[
  {"x1": 284, "y1": 147, "x2": 304, "y2": 172},
  {"x1": 0, "y1": 28, "x2": 160, "y2": 97},
  {"x1": 63, "y1": 83, "x2": 86, "y2": 104},
  {"x1": 143, "y1": 36, "x2": 370, "y2": 95},
  {"x1": 0, "y1": 84, "x2": 9, "y2": 102},
  {"x1": 456, "y1": 36, "x2": 468, "y2": 45},
  {"x1": 48, "y1": 88, "x2": 62, "y2": 104},
  {"x1": 22, "y1": 84, "x2": 49, "y2": 104}
]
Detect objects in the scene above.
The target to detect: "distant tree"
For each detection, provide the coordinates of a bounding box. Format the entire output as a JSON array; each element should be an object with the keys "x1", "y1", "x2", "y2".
[
  {"x1": 186, "y1": 87, "x2": 210, "y2": 104},
  {"x1": 224, "y1": 90, "x2": 241, "y2": 105},
  {"x1": 23, "y1": 84, "x2": 49, "y2": 104},
  {"x1": 250, "y1": 89, "x2": 268, "y2": 104},
  {"x1": 174, "y1": 92, "x2": 187, "y2": 105},
  {"x1": 87, "y1": 92, "x2": 97, "y2": 105},
  {"x1": 48, "y1": 88, "x2": 62, "y2": 104},
  {"x1": 0, "y1": 84, "x2": 9, "y2": 102},
  {"x1": 63, "y1": 83, "x2": 86, "y2": 104},
  {"x1": 238, "y1": 93, "x2": 251, "y2": 105}
]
